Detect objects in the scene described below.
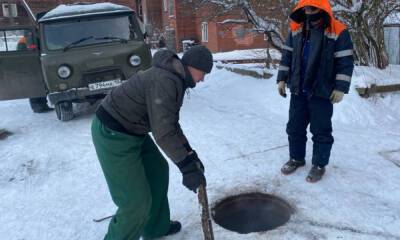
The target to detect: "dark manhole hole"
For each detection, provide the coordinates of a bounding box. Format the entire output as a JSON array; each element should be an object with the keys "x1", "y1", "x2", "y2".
[
  {"x1": 212, "y1": 193, "x2": 293, "y2": 234},
  {"x1": 0, "y1": 129, "x2": 12, "y2": 140}
]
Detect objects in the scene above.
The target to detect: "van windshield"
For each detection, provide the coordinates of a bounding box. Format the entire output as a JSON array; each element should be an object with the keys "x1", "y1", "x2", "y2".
[{"x1": 43, "y1": 15, "x2": 138, "y2": 50}]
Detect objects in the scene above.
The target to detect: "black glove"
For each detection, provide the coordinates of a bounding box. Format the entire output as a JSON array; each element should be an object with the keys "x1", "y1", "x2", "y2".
[{"x1": 176, "y1": 151, "x2": 206, "y2": 193}]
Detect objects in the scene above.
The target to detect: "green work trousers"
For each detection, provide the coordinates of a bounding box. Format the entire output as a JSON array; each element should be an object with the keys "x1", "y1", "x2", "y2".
[{"x1": 91, "y1": 116, "x2": 170, "y2": 240}]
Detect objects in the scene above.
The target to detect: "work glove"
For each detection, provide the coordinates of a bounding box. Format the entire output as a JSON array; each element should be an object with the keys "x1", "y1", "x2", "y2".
[
  {"x1": 278, "y1": 81, "x2": 287, "y2": 98},
  {"x1": 176, "y1": 151, "x2": 206, "y2": 193},
  {"x1": 330, "y1": 90, "x2": 344, "y2": 103}
]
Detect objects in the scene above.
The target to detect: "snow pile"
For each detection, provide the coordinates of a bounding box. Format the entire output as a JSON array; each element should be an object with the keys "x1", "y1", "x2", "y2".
[
  {"x1": 213, "y1": 48, "x2": 281, "y2": 61},
  {"x1": 39, "y1": 3, "x2": 132, "y2": 22},
  {"x1": 384, "y1": 12, "x2": 400, "y2": 25},
  {"x1": 334, "y1": 66, "x2": 400, "y2": 126},
  {"x1": 352, "y1": 65, "x2": 400, "y2": 87}
]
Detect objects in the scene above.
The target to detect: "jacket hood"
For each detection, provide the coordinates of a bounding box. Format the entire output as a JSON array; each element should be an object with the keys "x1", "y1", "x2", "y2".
[
  {"x1": 290, "y1": 0, "x2": 334, "y2": 24},
  {"x1": 289, "y1": 0, "x2": 347, "y2": 38},
  {"x1": 152, "y1": 50, "x2": 185, "y2": 78},
  {"x1": 152, "y1": 49, "x2": 196, "y2": 88}
]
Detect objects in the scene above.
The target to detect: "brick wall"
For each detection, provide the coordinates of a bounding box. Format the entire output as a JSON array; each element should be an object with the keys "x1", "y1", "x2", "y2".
[
  {"x1": 0, "y1": 1, "x2": 31, "y2": 26},
  {"x1": 174, "y1": 0, "x2": 196, "y2": 51},
  {"x1": 195, "y1": 19, "x2": 218, "y2": 51},
  {"x1": 192, "y1": 6, "x2": 266, "y2": 52},
  {"x1": 215, "y1": 22, "x2": 266, "y2": 52},
  {"x1": 145, "y1": 0, "x2": 162, "y2": 33}
]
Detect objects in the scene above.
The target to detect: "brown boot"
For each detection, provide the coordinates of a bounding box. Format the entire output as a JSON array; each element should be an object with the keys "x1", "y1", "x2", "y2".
[
  {"x1": 281, "y1": 159, "x2": 305, "y2": 175},
  {"x1": 306, "y1": 165, "x2": 326, "y2": 183}
]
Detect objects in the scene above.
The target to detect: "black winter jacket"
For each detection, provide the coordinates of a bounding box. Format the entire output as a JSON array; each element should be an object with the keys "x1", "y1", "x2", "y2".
[{"x1": 277, "y1": 1, "x2": 354, "y2": 99}]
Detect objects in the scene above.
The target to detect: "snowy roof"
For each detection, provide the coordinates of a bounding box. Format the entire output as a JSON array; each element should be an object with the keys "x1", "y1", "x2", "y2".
[
  {"x1": 38, "y1": 3, "x2": 133, "y2": 23},
  {"x1": 384, "y1": 12, "x2": 400, "y2": 25}
]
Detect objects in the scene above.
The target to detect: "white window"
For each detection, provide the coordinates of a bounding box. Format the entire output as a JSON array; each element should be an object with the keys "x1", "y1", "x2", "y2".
[
  {"x1": 169, "y1": 0, "x2": 174, "y2": 16},
  {"x1": 163, "y1": 0, "x2": 168, "y2": 12},
  {"x1": 136, "y1": 0, "x2": 143, "y2": 18},
  {"x1": 201, "y1": 22, "x2": 208, "y2": 42},
  {"x1": 2, "y1": 3, "x2": 18, "y2": 17}
]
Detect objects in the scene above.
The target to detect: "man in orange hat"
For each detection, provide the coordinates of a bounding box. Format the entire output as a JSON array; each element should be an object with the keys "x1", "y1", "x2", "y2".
[{"x1": 277, "y1": 0, "x2": 354, "y2": 182}]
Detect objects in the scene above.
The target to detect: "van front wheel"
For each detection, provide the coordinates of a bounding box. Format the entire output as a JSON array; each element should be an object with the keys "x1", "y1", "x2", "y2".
[{"x1": 55, "y1": 101, "x2": 74, "y2": 121}]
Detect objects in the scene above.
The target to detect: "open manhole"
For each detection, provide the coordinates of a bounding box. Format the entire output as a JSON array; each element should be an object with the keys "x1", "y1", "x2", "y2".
[
  {"x1": 212, "y1": 193, "x2": 293, "y2": 234},
  {"x1": 0, "y1": 129, "x2": 12, "y2": 140}
]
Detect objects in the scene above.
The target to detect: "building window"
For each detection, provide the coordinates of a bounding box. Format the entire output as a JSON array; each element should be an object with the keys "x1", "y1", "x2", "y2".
[
  {"x1": 169, "y1": 0, "x2": 174, "y2": 16},
  {"x1": 201, "y1": 22, "x2": 208, "y2": 42},
  {"x1": 136, "y1": 0, "x2": 143, "y2": 21},
  {"x1": 163, "y1": 0, "x2": 168, "y2": 12},
  {"x1": 2, "y1": 3, "x2": 18, "y2": 17}
]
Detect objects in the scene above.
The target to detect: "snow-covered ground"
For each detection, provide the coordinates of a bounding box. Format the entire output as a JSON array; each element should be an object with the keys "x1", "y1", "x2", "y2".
[
  {"x1": 213, "y1": 48, "x2": 281, "y2": 61},
  {"x1": 1, "y1": 49, "x2": 400, "y2": 240}
]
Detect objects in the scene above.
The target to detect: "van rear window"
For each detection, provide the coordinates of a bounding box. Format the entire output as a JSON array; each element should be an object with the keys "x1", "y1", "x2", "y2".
[{"x1": 0, "y1": 29, "x2": 37, "y2": 52}]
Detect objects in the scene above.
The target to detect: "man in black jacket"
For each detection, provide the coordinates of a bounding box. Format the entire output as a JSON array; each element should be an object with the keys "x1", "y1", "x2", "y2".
[{"x1": 92, "y1": 45, "x2": 213, "y2": 240}]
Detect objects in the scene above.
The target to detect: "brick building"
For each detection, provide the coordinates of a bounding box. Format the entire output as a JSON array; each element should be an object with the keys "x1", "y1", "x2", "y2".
[
  {"x1": 146, "y1": 0, "x2": 266, "y2": 52},
  {"x1": 0, "y1": 0, "x2": 266, "y2": 52}
]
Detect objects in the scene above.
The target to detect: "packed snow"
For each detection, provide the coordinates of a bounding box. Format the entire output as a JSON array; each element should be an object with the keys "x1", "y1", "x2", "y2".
[
  {"x1": 213, "y1": 48, "x2": 281, "y2": 61},
  {"x1": 1, "y1": 49, "x2": 400, "y2": 240},
  {"x1": 39, "y1": 3, "x2": 132, "y2": 22},
  {"x1": 384, "y1": 12, "x2": 400, "y2": 25}
]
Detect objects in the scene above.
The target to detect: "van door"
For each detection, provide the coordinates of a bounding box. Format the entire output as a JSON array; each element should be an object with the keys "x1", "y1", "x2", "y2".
[{"x1": 0, "y1": 27, "x2": 46, "y2": 100}]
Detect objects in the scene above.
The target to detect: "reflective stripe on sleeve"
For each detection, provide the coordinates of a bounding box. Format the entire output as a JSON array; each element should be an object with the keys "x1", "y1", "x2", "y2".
[
  {"x1": 336, "y1": 74, "x2": 351, "y2": 82},
  {"x1": 334, "y1": 49, "x2": 353, "y2": 58},
  {"x1": 282, "y1": 45, "x2": 293, "y2": 52},
  {"x1": 279, "y1": 65, "x2": 290, "y2": 71}
]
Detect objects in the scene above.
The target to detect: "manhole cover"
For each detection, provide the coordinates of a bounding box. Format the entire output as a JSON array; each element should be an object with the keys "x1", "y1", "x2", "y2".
[{"x1": 212, "y1": 193, "x2": 293, "y2": 234}]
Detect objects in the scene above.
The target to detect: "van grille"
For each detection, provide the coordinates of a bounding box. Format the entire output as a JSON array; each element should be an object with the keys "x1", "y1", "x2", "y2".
[{"x1": 83, "y1": 68, "x2": 125, "y2": 85}]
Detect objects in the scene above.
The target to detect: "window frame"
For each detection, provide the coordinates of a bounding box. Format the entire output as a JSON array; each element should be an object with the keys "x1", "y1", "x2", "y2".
[
  {"x1": 0, "y1": 29, "x2": 36, "y2": 53},
  {"x1": 163, "y1": 0, "x2": 168, "y2": 12},
  {"x1": 201, "y1": 22, "x2": 208, "y2": 42},
  {"x1": 169, "y1": 0, "x2": 175, "y2": 17},
  {"x1": 2, "y1": 3, "x2": 18, "y2": 18}
]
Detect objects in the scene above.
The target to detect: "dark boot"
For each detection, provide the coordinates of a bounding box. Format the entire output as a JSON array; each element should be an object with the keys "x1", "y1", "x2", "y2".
[
  {"x1": 306, "y1": 165, "x2": 326, "y2": 183},
  {"x1": 281, "y1": 159, "x2": 305, "y2": 175},
  {"x1": 165, "y1": 221, "x2": 181, "y2": 236},
  {"x1": 142, "y1": 221, "x2": 181, "y2": 240}
]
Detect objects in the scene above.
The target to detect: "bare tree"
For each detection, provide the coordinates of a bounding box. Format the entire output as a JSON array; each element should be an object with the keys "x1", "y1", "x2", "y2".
[
  {"x1": 332, "y1": 0, "x2": 400, "y2": 69},
  {"x1": 187, "y1": 0, "x2": 296, "y2": 51},
  {"x1": 191, "y1": 0, "x2": 399, "y2": 69}
]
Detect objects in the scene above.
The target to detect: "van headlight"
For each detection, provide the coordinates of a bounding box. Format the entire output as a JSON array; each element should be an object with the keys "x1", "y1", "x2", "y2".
[
  {"x1": 129, "y1": 55, "x2": 141, "y2": 67},
  {"x1": 58, "y1": 65, "x2": 72, "y2": 79}
]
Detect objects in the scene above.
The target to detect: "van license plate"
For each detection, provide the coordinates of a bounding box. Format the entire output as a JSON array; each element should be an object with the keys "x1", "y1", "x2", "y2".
[{"x1": 89, "y1": 79, "x2": 121, "y2": 91}]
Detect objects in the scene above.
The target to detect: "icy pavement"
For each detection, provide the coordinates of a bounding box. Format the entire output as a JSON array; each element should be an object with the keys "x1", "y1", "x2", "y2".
[{"x1": 0, "y1": 65, "x2": 400, "y2": 240}]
